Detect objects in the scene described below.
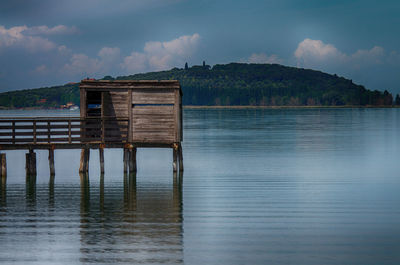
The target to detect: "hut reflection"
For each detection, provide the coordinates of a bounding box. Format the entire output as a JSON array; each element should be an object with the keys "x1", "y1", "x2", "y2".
[{"x1": 79, "y1": 173, "x2": 183, "y2": 264}]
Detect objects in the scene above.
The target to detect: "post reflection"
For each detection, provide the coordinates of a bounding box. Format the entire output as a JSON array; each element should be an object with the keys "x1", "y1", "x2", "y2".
[
  {"x1": 0, "y1": 176, "x2": 6, "y2": 207},
  {"x1": 79, "y1": 173, "x2": 184, "y2": 264}
]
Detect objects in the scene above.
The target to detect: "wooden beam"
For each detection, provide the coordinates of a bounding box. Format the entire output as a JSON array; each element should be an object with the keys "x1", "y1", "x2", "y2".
[
  {"x1": 99, "y1": 147, "x2": 104, "y2": 174},
  {"x1": 173, "y1": 147, "x2": 178, "y2": 172},
  {"x1": 129, "y1": 148, "x2": 137, "y2": 173},
  {"x1": 178, "y1": 144, "x2": 184, "y2": 172},
  {"x1": 25, "y1": 150, "x2": 37, "y2": 179},
  {"x1": 48, "y1": 148, "x2": 55, "y2": 176},
  {"x1": 123, "y1": 148, "x2": 129, "y2": 173}
]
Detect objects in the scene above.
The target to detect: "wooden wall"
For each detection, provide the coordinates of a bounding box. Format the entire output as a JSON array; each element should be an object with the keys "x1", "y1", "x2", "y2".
[{"x1": 80, "y1": 80, "x2": 182, "y2": 145}]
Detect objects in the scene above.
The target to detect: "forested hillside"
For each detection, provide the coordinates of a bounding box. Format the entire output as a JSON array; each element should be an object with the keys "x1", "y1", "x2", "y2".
[{"x1": 0, "y1": 63, "x2": 397, "y2": 108}]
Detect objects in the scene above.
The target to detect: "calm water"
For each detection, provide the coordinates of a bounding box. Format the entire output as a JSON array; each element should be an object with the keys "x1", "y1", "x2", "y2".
[{"x1": 0, "y1": 108, "x2": 400, "y2": 265}]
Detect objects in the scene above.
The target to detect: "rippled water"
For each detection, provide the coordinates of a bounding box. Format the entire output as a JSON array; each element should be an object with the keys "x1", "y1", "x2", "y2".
[{"x1": 0, "y1": 108, "x2": 400, "y2": 264}]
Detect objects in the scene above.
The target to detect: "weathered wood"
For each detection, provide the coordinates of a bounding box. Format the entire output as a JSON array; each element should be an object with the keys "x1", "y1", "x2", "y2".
[
  {"x1": 173, "y1": 147, "x2": 178, "y2": 172},
  {"x1": 25, "y1": 150, "x2": 37, "y2": 178},
  {"x1": 178, "y1": 144, "x2": 184, "y2": 172},
  {"x1": 129, "y1": 148, "x2": 137, "y2": 173},
  {"x1": 132, "y1": 105, "x2": 174, "y2": 115},
  {"x1": 132, "y1": 89, "x2": 175, "y2": 104},
  {"x1": 0, "y1": 153, "x2": 7, "y2": 180},
  {"x1": 48, "y1": 148, "x2": 55, "y2": 176},
  {"x1": 99, "y1": 148, "x2": 104, "y2": 174},
  {"x1": 123, "y1": 148, "x2": 129, "y2": 173},
  {"x1": 79, "y1": 148, "x2": 90, "y2": 174}
]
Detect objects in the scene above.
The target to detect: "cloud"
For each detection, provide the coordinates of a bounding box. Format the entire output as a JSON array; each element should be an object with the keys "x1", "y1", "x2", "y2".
[
  {"x1": 293, "y1": 38, "x2": 393, "y2": 70},
  {"x1": 0, "y1": 25, "x2": 76, "y2": 53},
  {"x1": 122, "y1": 33, "x2": 200, "y2": 73},
  {"x1": 122, "y1": 52, "x2": 147, "y2": 73},
  {"x1": 62, "y1": 47, "x2": 121, "y2": 77},
  {"x1": 245, "y1": 53, "x2": 283, "y2": 64},
  {"x1": 294, "y1": 38, "x2": 346, "y2": 67},
  {"x1": 24, "y1": 25, "x2": 79, "y2": 35},
  {"x1": 293, "y1": 38, "x2": 400, "y2": 92}
]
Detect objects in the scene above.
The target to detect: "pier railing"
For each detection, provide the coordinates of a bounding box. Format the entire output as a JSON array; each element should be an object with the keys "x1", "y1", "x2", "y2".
[{"x1": 0, "y1": 117, "x2": 129, "y2": 144}]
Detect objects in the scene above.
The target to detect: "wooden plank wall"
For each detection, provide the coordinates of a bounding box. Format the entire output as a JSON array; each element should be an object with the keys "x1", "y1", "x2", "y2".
[
  {"x1": 131, "y1": 88, "x2": 176, "y2": 143},
  {"x1": 102, "y1": 90, "x2": 129, "y2": 141}
]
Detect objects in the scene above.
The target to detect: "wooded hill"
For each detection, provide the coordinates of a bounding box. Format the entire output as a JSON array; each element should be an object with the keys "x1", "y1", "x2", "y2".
[{"x1": 0, "y1": 63, "x2": 398, "y2": 108}]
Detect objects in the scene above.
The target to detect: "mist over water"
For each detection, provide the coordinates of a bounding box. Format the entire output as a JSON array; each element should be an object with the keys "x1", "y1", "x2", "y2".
[{"x1": 0, "y1": 108, "x2": 400, "y2": 264}]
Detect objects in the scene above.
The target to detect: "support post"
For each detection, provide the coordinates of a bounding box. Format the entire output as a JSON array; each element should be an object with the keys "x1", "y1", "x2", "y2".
[
  {"x1": 79, "y1": 148, "x2": 90, "y2": 174},
  {"x1": 178, "y1": 144, "x2": 184, "y2": 172},
  {"x1": 48, "y1": 148, "x2": 55, "y2": 176},
  {"x1": 25, "y1": 150, "x2": 37, "y2": 179},
  {"x1": 0, "y1": 153, "x2": 7, "y2": 180},
  {"x1": 99, "y1": 148, "x2": 105, "y2": 174},
  {"x1": 123, "y1": 148, "x2": 129, "y2": 173},
  {"x1": 129, "y1": 148, "x2": 137, "y2": 173},
  {"x1": 173, "y1": 146, "x2": 178, "y2": 172},
  {"x1": 85, "y1": 148, "x2": 90, "y2": 174},
  {"x1": 79, "y1": 149, "x2": 85, "y2": 173}
]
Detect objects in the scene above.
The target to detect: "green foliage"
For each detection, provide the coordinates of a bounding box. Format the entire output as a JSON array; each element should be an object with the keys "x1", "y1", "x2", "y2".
[
  {"x1": 118, "y1": 63, "x2": 393, "y2": 106},
  {"x1": 0, "y1": 63, "x2": 394, "y2": 108},
  {"x1": 0, "y1": 83, "x2": 79, "y2": 109},
  {"x1": 395, "y1": 94, "x2": 400, "y2": 105}
]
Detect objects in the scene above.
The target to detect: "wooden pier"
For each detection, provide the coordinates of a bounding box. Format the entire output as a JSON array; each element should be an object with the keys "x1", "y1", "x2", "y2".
[{"x1": 0, "y1": 80, "x2": 183, "y2": 181}]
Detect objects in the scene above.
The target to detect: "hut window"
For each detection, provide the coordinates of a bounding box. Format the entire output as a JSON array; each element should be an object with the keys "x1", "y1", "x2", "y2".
[{"x1": 86, "y1": 91, "x2": 102, "y2": 117}]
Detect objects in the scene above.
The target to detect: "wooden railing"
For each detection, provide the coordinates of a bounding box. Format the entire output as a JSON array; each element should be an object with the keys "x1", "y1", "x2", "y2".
[{"x1": 0, "y1": 117, "x2": 129, "y2": 144}]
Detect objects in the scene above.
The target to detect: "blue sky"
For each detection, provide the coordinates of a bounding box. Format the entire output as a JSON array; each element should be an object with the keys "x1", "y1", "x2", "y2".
[{"x1": 0, "y1": 0, "x2": 399, "y2": 94}]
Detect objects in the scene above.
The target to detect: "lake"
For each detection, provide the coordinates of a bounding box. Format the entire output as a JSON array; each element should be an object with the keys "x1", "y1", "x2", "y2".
[{"x1": 0, "y1": 108, "x2": 400, "y2": 265}]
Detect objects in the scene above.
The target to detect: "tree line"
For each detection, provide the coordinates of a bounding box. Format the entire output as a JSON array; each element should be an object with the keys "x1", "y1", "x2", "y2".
[{"x1": 0, "y1": 63, "x2": 399, "y2": 108}]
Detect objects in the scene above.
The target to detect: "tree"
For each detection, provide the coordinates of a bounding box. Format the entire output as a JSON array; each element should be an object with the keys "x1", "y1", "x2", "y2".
[
  {"x1": 395, "y1": 94, "x2": 400, "y2": 105},
  {"x1": 185, "y1": 62, "x2": 188, "y2": 70},
  {"x1": 203, "y1": 61, "x2": 206, "y2": 67}
]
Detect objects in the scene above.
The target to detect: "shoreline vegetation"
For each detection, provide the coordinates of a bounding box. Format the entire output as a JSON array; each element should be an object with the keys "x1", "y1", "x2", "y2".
[
  {"x1": 1, "y1": 105, "x2": 399, "y2": 111},
  {"x1": 1, "y1": 63, "x2": 399, "y2": 109}
]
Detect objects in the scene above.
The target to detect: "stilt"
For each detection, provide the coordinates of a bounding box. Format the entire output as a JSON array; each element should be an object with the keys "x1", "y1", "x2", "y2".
[
  {"x1": 173, "y1": 147, "x2": 178, "y2": 172},
  {"x1": 79, "y1": 149, "x2": 85, "y2": 173},
  {"x1": 99, "y1": 148, "x2": 105, "y2": 174},
  {"x1": 25, "y1": 150, "x2": 37, "y2": 179},
  {"x1": 129, "y1": 148, "x2": 137, "y2": 173},
  {"x1": 123, "y1": 148, "x2": 129, "y2": 173},
  {"x1": 79, "y1": 148, "x2": 90, "y2": 174},
  {"x1": 178, "y1": 144, "x2": 184, "y2": 172},
  {"x1": 85, "y1": 148, "x2": 90, "y2": 174},
  {"x1": 48, "y1": 148, "x2": 55, "y2": 176},
  {"x1": 0, "y1": 153, "x2": 7, "y2": 180}
]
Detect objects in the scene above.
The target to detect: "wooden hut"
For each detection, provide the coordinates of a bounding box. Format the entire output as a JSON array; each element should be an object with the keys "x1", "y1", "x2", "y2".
[{"x1": 79, "y1": 79, "x2": 183, "y2": 173}]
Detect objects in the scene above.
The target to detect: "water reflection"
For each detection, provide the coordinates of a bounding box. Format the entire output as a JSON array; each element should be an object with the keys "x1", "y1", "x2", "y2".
[
  {"x1": 79, "y1": 173, "x2": 183, "y2": 264},
  {"x1": 0, "y1": 177, "x2": 6, "y2": 207}
]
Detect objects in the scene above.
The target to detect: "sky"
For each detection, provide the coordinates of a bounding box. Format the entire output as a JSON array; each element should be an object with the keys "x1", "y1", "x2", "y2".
[{"x1": 0, "y1": 0, "x2": 399, "y2": 94}]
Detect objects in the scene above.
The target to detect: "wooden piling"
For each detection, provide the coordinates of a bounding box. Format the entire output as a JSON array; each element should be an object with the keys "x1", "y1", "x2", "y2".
[
  {"x1": 99, "y1": 148, "x2": 105, "y2": 174},
  {"x1": 123, "y1": 148, "x2": 129, "y2": 173},
  {"x1": 129, "y1": 148, "x2": 137, "y2": 173},
  {"x1": 79, "y1": 149, "x2": 85, "y2": 173},
  {"x1": 178, "y1": 144, "x2": 184, "y2": 172},
  {"x1": 25, "y1": 150, "x2": 37, "y2": 178},
  {"x1": 79, "y1": 148, "x2": 90, "y2": 174},
  {"x1": 173, "y1": 147, "x2": 178, "y2": 172},
  {"x1": 48, "y1": 148, "x2": 55, "y2": 176},
  {"x1": 0, "y1": 153, "x2": 6, "y2": 180}
]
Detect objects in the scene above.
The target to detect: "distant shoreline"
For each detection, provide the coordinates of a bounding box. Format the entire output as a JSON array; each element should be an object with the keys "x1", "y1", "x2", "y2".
[
  {"x1": 0, "y1": 105, "x2": 399, "y2": 111},
  {"x1": 183, "y1": 105, "x2": 400, "y2": 109}
]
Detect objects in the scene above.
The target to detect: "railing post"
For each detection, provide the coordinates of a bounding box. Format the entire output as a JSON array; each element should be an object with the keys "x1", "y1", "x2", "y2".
[
  {"x1": 47, "y1": 121, "x2": 51, "y2": 143},
  {"x1": 68, "y1": 120, "x2": 72, "y2": 144},
  {"x1": 12, "y1": 121, "x2": 15, "y2": 144},
  {"x1": 101, "y1": 118, "x2": 105, "y2": 143},
  {"x1": 33, "y1": 120, "x2": 37, "y2": 144}
]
